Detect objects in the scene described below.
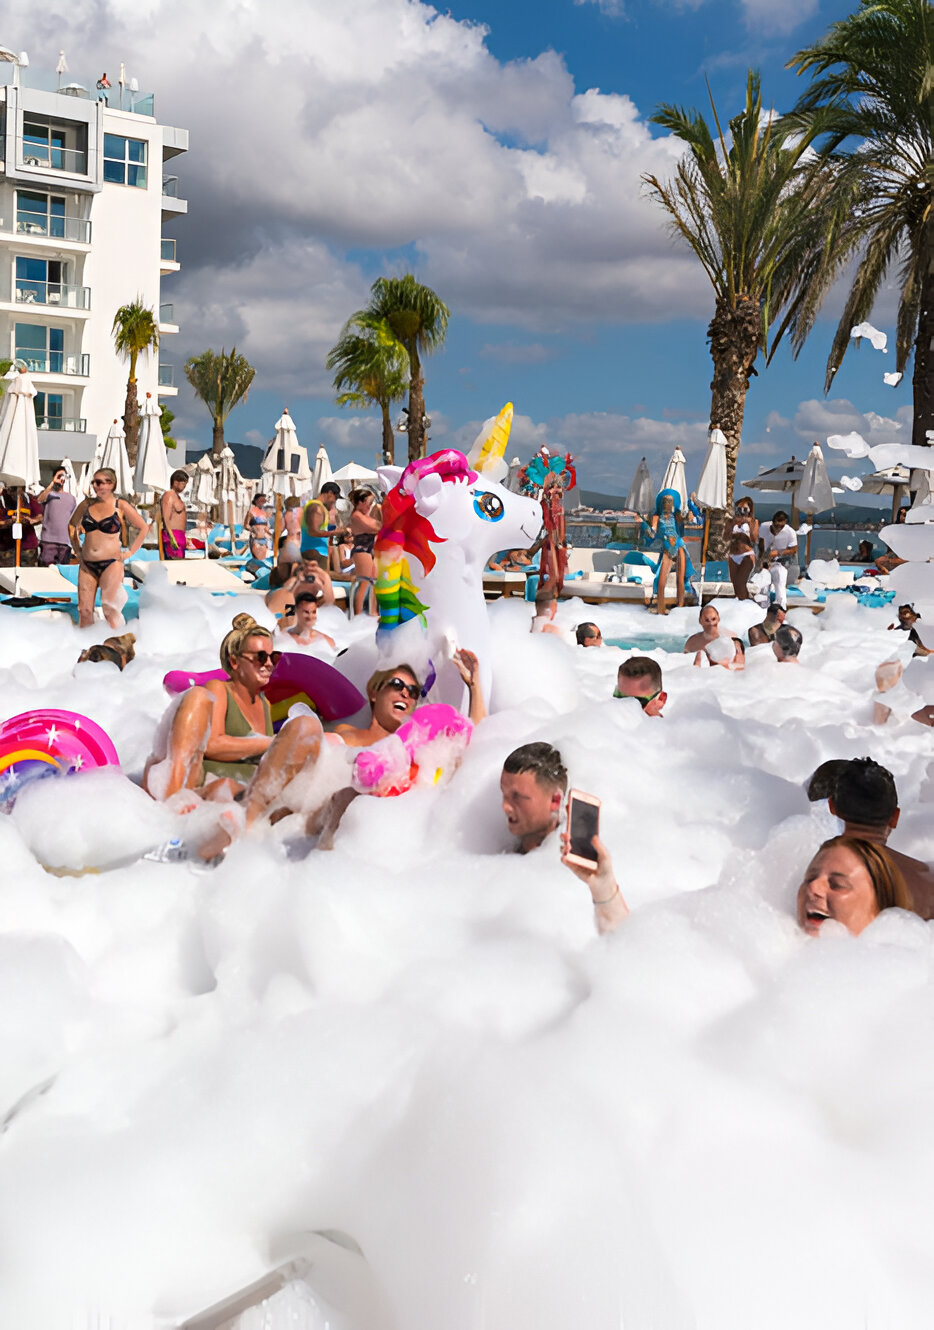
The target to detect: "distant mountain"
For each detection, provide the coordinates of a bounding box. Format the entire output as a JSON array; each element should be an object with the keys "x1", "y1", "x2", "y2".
[{"x1": 189, "y1": 442, "x2": 265, "y2": 480}]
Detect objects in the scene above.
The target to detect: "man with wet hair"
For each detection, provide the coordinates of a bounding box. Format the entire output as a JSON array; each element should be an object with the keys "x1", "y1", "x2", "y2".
[
  {"x1": 615, "y1": 656, "x2": 665, "y2": 715},
  {"x1": 772, "y1": 624, "x2": 803, "y2": 662},
  {"x1": 575, "y1": 622, "x2": 602, "y2": 647},
  {"x1": 828, "y1": 757, "x2": 934, "y2": 918},
  {"x1": 748, "y1": 603, "x2": 786, "y2": 646},
  {"x1": 501, "y1": 742, "x2": 568, "y2": 853}
]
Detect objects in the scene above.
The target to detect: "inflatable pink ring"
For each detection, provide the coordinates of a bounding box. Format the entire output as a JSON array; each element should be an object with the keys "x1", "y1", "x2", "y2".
[
  {"x1": 0, "y1": 709, "x2": 119, "y2": 809},
  {"x1": 352, "y1": 704, "x2": 473, "y2": 797}
]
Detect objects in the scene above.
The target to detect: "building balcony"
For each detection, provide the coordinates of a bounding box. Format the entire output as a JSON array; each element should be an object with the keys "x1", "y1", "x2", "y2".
[
  {"x1": 157, "y1": 362, "x2": 178, "y2": 396},
  {"x1": 158, "y1": 302, "x2": 178, "y2": 334},
  {"x1": 0, "y1": 215, "x2": 92, "y2": 245},
  {"x1": 15, "y1": 280, "x2": 91, "y2": 310},
  {"x1": 161, "y1": 176, "x2": 187, "y2": 221},
  {"x1": 15, "y1": 352, "x2": 90, "y2": 378},
  {"x1": 160, "y1": 237, "x2": 180, "y2": 274},
  {"x1": 36, "y1": 414, "x2": 87, "y2": 432},
  {"x1": 18, "y1": 143, "x2": 89, "y2": 175}
]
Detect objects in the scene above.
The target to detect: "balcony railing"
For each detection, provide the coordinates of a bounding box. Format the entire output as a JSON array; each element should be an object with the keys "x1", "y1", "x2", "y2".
[
  {"x1": 35, "y1": 414, "x2": 87, "y2": 432},
  {"x1": 162, "y1": 176, "x2": 179, "y2": 197},
  {"x1": 19, "y1": 144, "x2": 89, "y2": 175},
  {"x1": 160, "y1": 238, "x2": 177, "y2": 261},
  {"x1": 158, "y1": 363, "x2": 175, "y2": 386},
  {"x1": 159, "y1": 303, "x2": 175, "y2": 324},
  {"x1": 15, "y1": 351, "x2": 90, "y2": 377},
  {"x1": 7, "y1": 214, "x2": 92, "y2": 243},
  {"x1": 15, "y1": 280, "x2": 91, "y2": 310}
]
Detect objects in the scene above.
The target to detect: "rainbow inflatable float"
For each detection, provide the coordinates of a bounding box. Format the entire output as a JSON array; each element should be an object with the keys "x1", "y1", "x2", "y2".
[{"x1": 0, "y1": 709, "x2": 120, "y2": 809}]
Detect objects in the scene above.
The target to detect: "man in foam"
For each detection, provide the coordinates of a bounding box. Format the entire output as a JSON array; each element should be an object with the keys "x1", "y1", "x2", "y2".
[
  {"x1": 683, "y1": 604, "x2": 728, "y2": 654},
  {"x1": 531, "y1": 586, "x2": 564, "y2": 636},
  {"x1": 759, "y1": 509, "x2": 799, "y2": 609},
  {"x1": 825, "y1": 757, "x2": 934, "y2": 918},
  {"x1": 575, "y1": 622, "x2": 603, "y2": 648},
  {"x1": 614, "y1": 656, "x2": 666, "y2": 715},
  {"x1": 748, "y1": 603, "x2": 785, "y2": 646},
  {"x1": 500, "y1": 742, "x2": 630, "y2": 932},
  {"x1": 772, "y1": 623, "x2": 802, "y2": 663},
  {"x1": 888, "y1": 603, "x2": 932, "y2": 658}
]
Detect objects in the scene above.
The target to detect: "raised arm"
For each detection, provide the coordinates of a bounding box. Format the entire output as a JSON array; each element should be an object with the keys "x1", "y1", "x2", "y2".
[
  {"x1": 452, "y1": 648, "x2": 487, "y2": 725},
  {"x1": 561, "y1": 833, "x2": 630, "y2": 935}
]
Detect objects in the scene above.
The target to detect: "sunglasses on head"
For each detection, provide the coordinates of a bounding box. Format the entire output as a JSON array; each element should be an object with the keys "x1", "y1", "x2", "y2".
[
  {"x1": 383, "y1": 676, "x2": 420, "y2": 700},
  {"x1": 238, "y1": 649, "x2": 282, "y2": 668}
]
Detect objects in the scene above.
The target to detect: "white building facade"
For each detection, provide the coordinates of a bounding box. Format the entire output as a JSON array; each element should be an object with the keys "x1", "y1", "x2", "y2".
[{"x1": 0, "y1": 59, "x2": 186, "y2": 465}]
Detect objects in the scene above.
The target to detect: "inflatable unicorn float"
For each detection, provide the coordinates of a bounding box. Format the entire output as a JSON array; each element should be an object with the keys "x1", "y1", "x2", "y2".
[{"x1": 345, "y1": 404, "x2": 542, "y2": 711}]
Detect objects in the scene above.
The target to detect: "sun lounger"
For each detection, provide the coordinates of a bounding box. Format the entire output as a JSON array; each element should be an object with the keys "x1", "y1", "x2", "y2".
[
  {"x1": 127, "y1": 559, "x2": 259, "y2": 592},
  {"x1": 483, "y1": 570, "x2": 527, "y2": 597},
  {"x1": 0, "y1": 566, "x2": 78, "y2": 597}
]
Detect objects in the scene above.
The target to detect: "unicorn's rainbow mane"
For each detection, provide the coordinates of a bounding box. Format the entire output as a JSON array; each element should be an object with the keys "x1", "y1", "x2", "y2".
[{"x1": 375, "y1": 451, "x2": 477, "y2": 633}]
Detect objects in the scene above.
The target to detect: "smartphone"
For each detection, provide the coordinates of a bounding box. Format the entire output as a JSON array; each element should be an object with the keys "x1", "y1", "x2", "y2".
[{"x1": 565, "y1": 789, "x2": 601, "y2": 867}]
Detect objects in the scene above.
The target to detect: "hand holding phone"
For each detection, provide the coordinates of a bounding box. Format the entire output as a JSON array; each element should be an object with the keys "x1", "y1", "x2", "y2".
[{"x1": 564, "y1": 788, "x2": 601, "y2": 868}]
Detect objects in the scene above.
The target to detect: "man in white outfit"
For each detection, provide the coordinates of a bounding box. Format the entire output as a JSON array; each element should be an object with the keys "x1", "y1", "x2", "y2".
[{"x1": 759, "y1": 510, "x2": 799, "y2": 609}]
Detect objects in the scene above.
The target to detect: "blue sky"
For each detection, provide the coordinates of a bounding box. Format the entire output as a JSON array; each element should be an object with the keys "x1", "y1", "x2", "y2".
[{"x1": 28, "y1": 0, "x2": 911, "y2": 500}]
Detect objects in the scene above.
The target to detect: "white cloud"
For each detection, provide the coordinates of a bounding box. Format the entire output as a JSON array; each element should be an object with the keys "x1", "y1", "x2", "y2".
[
  {"x1": 574, "y1": 0, "x2": 815, "y2": 30},
  {"x1": 19, "y1": 0, "x2": 707, "y2": 352}
]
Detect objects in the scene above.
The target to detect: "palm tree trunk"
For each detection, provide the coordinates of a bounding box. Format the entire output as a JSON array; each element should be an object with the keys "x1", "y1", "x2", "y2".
[
  {"x1": 406, "y1": 343, "x2": 425, "y2": 463},
  {"x1": 912, "y1": 218, "x2": 934, "y2": 452},
  {"x1": 379, "y1": 401, "x2": 395, "y2": 466},
  {"x1": 123, "y1": 353, "x2": 140, "y2": 466},
  {"x1": 706, "y1": 294, "x2": 761, "y2": 557},
  {"x1": 212, "y1": 419, "x2": 226, "y2": 458}
]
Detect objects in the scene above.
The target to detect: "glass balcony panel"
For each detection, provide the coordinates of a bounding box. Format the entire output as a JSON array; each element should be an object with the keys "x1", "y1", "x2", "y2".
[
  {"x1": 158, "y1": 363, "x2": 175, "y2": 386},
  {"x1": 15, "y1": 280, "x2": 90, "y2": 309},
  {"x1": 20, "y1": 144, "x2": 89, "y2": 175},
  {"x1": 162, "y1": 175, "x2": 179, "y2": 197},
  {"x1": 15, "y1": 351, "x2": 89, "y2": 376},
  {"x1": 160, "y1": 238, "x2": 177, "y2": 261},
  {"x1": 159, "y1": 303, "x2": 175, "y2": 323},
  {"x1": 35, "y1": 414, "x2": 87, "y2": 431}
]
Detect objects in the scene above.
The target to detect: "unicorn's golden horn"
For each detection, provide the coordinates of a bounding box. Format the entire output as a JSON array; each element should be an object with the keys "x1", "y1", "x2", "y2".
[{"x1": 468, "y1": 402, "x2": 513, "y2": 474}]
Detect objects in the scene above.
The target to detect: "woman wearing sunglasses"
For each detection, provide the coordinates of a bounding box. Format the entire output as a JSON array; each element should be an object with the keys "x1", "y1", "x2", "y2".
[
  {"x1": 144, "y1": 613, "x2": 325, "y2": 859},
  {"x1": 68, "y1": 467, "x2": 149, "y2": 628}
]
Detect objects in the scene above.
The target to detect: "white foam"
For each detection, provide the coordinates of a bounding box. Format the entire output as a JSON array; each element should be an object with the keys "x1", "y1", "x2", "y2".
[{"x1": 0, "y1": 587, "x2": 932, "y2": 1327}]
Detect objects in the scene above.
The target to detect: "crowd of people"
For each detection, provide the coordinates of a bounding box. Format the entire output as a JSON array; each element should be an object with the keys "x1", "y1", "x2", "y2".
[{"x1": 5, "y1": 462, "x2": 931, "y2": 946}]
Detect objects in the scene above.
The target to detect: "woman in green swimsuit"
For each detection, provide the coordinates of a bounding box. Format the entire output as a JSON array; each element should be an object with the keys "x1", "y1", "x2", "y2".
[{"x1": 144, "y1": 613, "x2": 324, "y2": 857}]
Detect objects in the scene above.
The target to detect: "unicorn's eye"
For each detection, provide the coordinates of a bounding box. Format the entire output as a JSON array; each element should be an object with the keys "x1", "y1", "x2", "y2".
[{"x1": 473, "y1": 491, "x2": 504, "y2": 522}]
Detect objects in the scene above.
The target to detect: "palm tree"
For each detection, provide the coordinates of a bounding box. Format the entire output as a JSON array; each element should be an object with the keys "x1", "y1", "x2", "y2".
[
  {"x1": 112, "y1": 300, "x2": 159, "y2": 464},
  {"x1": 643, "y1": 72, "x2": 842, "y2": 520},
  {"x1": 326, "y1": 314, "x2": 409, "y2": 465},
  {"x1": 786, "y1": 0, "x2": 934, "y2": 450},
  {"x1": 364, "y1": 275, "x2": 449, "y2": 461},
  {"x1": 184, "y1": 348, "x2": 256, "y2": 458}
]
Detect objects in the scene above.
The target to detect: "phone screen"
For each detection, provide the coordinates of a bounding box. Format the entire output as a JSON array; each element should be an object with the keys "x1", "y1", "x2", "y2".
[{"x1": 569, "y1": 797, "x2": 600, "y2": 863}]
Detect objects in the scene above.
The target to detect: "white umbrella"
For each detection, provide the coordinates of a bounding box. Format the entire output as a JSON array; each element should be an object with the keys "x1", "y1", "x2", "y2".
[
  {"x1": 0, "y1": 368, "x2": 40, "y2": 490},
  {"x1": 853, "y1": 464, "x2": 911, "y2": 521},
  {"x1": 134, "y1": 392, "x2": 171, "y2": 499},
  {"x1": 216, "y1": 446, "x2": 242, "y2": 550},
  {"x1": 795, "y1": 442, "x2": 834, "y2": 561},
  {"x1": 625, "y1": 456, "x2": 655, "y2": 513},
  {"x1": 660, "y1": 446, "x2": 688, "y2": 510},
  {"x1": 695, "y1": 429, "x2": 728, "y2": 587},
  {"x1": 695, "y1": 430, "x2": 728, "y2": 511},
  {"x1": 58, "y1": 457, "x2": 80, "y2": 499},
  {"x1": 330, "y1": 460, "x2": 379, "y2": 490},
  {"x1": 262, "y1": 409, "x2": 312, "y2": 499},
  {"x1": 191, "y1": 453, "x2": 217, "y2": 509},
  {"x1": 311, "y1": 444, "x2": 333, "y2": 496},
  {"x1": 0, "y1": 367, "x2": 40, "y2": 588},
  {"x1": 98, "y1": 419, "x2": 134, "y2": 496}
]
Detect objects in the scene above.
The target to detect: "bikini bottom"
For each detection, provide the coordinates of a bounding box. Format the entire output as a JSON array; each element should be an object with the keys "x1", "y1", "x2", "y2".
[{"x1": 83, "y1": 558, "x2": 118, "y2": 579}]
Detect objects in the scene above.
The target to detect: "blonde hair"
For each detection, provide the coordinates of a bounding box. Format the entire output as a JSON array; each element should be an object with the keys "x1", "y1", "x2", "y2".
[
  {"x1": 93, "y1": 467, "x2": 118, "y2": 487},
  {"x1": 219, "y1": 613, "x2": 273, "y2": 674},
  {"x1": 366, "y1": 663, "x2": 421, "y2": 704}
]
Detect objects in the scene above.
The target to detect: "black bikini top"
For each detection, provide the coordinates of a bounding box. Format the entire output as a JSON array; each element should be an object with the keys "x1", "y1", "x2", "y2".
[{"x1": 82, "y1": 507, "x2": 122, "y2": 535}]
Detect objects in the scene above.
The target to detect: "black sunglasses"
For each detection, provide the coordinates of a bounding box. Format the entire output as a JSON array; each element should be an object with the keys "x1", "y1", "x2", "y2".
[
  {"x1": 383, "y1": 676, "x2": 420, "y2": 700},
  {"x1": 238, "y1": 649, "x2": 282, "y2": 668}
]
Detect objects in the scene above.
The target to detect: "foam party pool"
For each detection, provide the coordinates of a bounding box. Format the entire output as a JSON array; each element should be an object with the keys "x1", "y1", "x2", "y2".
[{"x1": 1, "y1": 580, "x2": 933, "y2": 1329}]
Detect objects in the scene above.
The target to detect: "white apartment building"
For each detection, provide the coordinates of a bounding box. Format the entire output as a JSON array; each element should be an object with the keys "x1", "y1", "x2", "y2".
[{"x1": 0, "y1": 55, "x2": 187, "y2": 465}]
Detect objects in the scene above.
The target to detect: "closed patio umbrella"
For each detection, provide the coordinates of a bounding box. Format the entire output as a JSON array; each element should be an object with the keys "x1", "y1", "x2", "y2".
[
  {"x1": 660, "y1": 446, "x2": 688, "y2": 511},
  {"x1": 59, "y1": 456, "x2": 80, "y2": 499},
  {"x1": 795, "y1": 443, "x2": 834, "y2": 562},
  {"x1": 98, "y1": 419, "x2": 134, "y2": 497},
  {"x1": 134, "y1": 393, "x2": 171, "y2": 556},
  {"x1": 217, "y1": 446, "x2": 242, "y2": 552},
  {"x1": 262, "y1": 409, "x2": 311, "y2": 552},
  {"x1": 625, "y1": 456, "x2": 654, "y2": 514},
  {"x1": 311, "y1": 444, "x2": 333, "y2": 497},
  {"x1": 695, "y1": 428, "x2": 728, "y2": 585},
  {"x1": 0, "y1": 367, "x2": 40, "y2": 591}
]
